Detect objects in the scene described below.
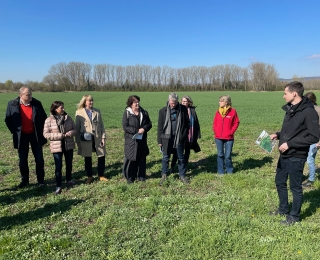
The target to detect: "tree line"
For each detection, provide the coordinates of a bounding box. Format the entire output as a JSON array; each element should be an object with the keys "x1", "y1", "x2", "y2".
[{"x1": 1, "y1": 62, "x2": 320, "y2": 92}]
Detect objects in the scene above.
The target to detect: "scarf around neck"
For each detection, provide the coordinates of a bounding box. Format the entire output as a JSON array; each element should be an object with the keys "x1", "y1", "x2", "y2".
[
  {"x1": 219, "y1": 106, "x2": 231, "y2": 117},
  {"x1": 54, "y1": 114, "x2": 65, "y2": 134},
  {"x1": 163, "y1": 103, "x2": 181, "y2": 148}
]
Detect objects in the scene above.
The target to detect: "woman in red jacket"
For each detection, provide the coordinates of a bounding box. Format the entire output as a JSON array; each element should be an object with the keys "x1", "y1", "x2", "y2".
[{"x1": 213, "y1": 95, "x2": 240, "y2": 175}]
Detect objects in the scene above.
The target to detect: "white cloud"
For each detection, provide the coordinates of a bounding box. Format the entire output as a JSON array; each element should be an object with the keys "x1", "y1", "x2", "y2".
[{"x1": 307, "y1": 54, "x2": 320, "y2": 59}]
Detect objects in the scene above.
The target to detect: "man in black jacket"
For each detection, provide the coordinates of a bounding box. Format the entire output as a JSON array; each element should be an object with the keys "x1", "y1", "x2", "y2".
[
  {"x1": 158, "y1": 93, "x2": 190, "y2": 185},
  {"x1": 270, "y1": 81, "x2": 319, "y2": 225},
  {"x1": 5, "y1": 86, "x2": 47, "y2": 188}
]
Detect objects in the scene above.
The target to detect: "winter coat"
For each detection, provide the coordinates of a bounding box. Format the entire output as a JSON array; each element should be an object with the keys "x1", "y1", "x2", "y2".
[
  {"x1": 5, "y1": 96, "x2": 47, "y2": 149},
  {"x1": 122, "y1": 107, "x2": 152, "y2": 161},
  {"x1": 75, "y1": 108, "x2": 106, "y2": 157},
  {"x1": 189, "y1": 106, "x2": 201, "y2": 152},
  {"x1": 43, "y1": 114, "x2": 76, "y2": 153},
  {"x1": 276, "y1": 96, "x2": 320, "y2": 158},
  {"x1": 157, "y1": 103, "x2": 189, "y2": 155},
  {"x1": 213, "y1": 107, "x2": 240, "y2": 140}
]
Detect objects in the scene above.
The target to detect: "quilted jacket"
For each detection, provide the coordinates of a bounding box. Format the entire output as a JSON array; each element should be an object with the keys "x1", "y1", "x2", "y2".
[{"x1": 43, "y1": 114, "x2": 76, "y2": 153}]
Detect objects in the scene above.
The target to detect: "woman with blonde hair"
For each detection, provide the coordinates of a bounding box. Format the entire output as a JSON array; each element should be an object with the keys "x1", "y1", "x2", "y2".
[
  {"x1": 75, "y1": 95, "x2": 108, "y2": 184},
  {"x1": 212, "y1": 95, "x2": 240, "y2": 175}
]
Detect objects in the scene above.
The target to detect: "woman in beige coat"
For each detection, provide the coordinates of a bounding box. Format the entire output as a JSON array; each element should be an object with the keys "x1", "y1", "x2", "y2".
[
  {"x1": 43, "y1": 101, "x2": 76, "y2": 195},
  {"x1": 75, "y1": 95, "x2": 108, "y2": 184}
]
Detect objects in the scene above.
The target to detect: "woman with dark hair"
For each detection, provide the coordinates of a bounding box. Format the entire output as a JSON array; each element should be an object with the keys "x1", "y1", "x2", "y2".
[
  {"x1": 171, "y1": 95, "x2": 201, "y2": 172},
  {"x1": 75, "y1": 95, "x2": 108, "y2": 184},
  {"x1": 43, "y1": 101, "x2": 76, "y2": 194},
  {"x1": 122, "y1": 95, "x2": 152, "y2": 183},
  {"x1": 303, "y1": 92, "x2": 320, "y2": 187}
]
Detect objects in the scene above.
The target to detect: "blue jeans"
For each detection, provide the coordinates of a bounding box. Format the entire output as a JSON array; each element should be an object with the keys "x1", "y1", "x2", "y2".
[
  {"x1": 215, "y1": 138, "x2": 234, "y2": 174},
  {"x1": 275, "y1": 156, "x2": 305, "y2": 221},
  {"x1": 307, "y1": 143, "x2": 317, "y2": 182},
  {"x1": 162, "y1": 143, "x2": 186, "y2": 177},
  {"x1": 18, "y1": 133, "x2": 45, "y2": 184},
  {"x1": 53, "y1": 142, "x2": 73, "y2": 187}
]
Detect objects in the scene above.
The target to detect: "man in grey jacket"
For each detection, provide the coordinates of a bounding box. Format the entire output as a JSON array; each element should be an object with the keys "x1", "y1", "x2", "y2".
[{"x1": 158, "y1": 93, "x2": 190, "y2": 185}]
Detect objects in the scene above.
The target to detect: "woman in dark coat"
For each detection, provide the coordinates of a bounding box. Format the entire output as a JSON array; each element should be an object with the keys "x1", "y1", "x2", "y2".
[
  {"x1": 171, "y1": 95, "x2": 201, "y2": 172},
  {"x1": 122, "y1": 95, "x2": 152, "y2": 183}
]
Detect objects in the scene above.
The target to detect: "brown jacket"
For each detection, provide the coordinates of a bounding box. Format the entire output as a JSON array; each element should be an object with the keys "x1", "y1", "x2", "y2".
[
  {"x1": 75, "y1": 108, "x2": 106, "y2": 157},
  {"x1": 43, "y1": 114, "x2": 76, "y2": 153}
]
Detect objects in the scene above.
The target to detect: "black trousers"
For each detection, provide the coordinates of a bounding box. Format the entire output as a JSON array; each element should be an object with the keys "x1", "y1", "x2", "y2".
[{"x1": 122, "y1": 156, "x2": 146, "y2": 182}]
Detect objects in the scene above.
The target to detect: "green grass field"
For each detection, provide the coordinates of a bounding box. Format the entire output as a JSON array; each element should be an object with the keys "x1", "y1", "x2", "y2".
[{"x1": 1, "y1": 91, "x2": 320, "y2": 259}]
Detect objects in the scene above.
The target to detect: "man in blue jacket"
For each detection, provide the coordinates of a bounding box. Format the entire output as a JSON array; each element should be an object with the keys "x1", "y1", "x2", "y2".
[
  {"x1": 270, "y1": 81, "x2": 320, "y2": 225},
  {"x1": 5, "y1": 86, "x2": 47, "y2": 188}
]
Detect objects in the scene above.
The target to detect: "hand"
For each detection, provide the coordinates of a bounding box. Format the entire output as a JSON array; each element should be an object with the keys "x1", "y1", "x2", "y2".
[
  {"x1": 158, "y1": 144, "x2": 162, "y2": 147},
  {"x1": 100, "y1": 139, "x2": 105, "y2": 147},
  {"x1": 316, "y1": 143, "x2": 320, "y2": 148},
  {"x1": 138, "y1": 128, "x2": 145, "y2": 134},
  {"x1": 270, "y1": 134, "x2": 278, "y2": 140},
  {"x1": 279, "y1": 142, "x2": 288, "y2": 153}
]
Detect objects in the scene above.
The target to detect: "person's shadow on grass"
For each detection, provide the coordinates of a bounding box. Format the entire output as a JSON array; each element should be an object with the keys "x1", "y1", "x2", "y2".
[
  {"x1": 0, "y1": 198, "x2": 84, "y2": 230},
  {"x1": 300, "y1": 187, "x2": 320, "y2": 220},
  {"x1": 234, "y1": 156, "x2": 273, "y2": 172}
]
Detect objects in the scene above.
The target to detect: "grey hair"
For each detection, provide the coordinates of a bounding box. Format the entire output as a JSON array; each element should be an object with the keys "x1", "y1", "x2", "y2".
[
  {"x1": 19, "y1": 86, "x2": 31, "y2": 95},
  {"x1": 219, "y1": 95, "x2": 232, "y2": 106},
  {"x1": 168, "y1": 92, "x2": 178, "y2": 101}
]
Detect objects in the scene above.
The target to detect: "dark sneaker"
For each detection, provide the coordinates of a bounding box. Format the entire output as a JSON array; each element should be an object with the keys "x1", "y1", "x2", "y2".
[
  {"x1": 302, "y1": 180, "x2": 314, "y2": 188},
  {"x1": 269, "y1": 209, "x2": 288, "y2": 217},
  {"x1": 55, "y1": 187, "x2": 62, "y2": 195},
  {"x1": 37, "y1": 183, "x2": 46, "y2": 188},
  {"x1": 159, "y1": 174, "x2": 167, "y2": 186},
  {"x1": 180, "y1": 176, "x2": 189, "y2": 184},
  {"x1": 280, "y1": 215, "x2": 299, "y2": 226},
  {"x1": 17, "y1": 182, "x2": 29, "y2": 189},
  {"x1": 66, "y1": 180, "x2": 76, "y2": 186}
]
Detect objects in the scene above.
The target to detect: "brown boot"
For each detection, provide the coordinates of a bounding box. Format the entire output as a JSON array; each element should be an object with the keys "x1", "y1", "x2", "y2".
[
  {"x1": 99, "y1": 176, "x2": 108, "y2": 182},
  {"x1": 85, "y1": 177, "x2": 93, "y2": 184}
]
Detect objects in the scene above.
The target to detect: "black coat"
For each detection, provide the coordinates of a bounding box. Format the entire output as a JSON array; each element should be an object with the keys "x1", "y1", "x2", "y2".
[
  {"x1": 5, "y1": 97, "x2": 47, "y2": 149},
  {"x1": 122, "y1": 107, "x2": 152, "y2": 161},
  {"x1": 276, "y1": 96, "x2": 320, "y2": 158},
  {"x1": 189, "y1": 106, "x2": 201, "y2": 152},
  {"x1": 157, "y1": 103, "x2": 190, "y2": 154}
]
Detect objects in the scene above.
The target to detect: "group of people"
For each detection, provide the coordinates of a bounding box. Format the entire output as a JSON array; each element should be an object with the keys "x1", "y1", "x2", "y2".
[
  {"x1": 4, "y1": 87, "x2": 240, "y2": 194},
  {"x1": 5, "y1": 82, "x2": 320, "y2": 225},
  {"x1": 5, "y1": 88, "x2": 109, "y2": 195}
]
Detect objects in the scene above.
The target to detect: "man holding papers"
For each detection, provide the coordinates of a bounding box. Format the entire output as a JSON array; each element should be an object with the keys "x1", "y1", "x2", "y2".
[{"x1": 270, "y1": 81, "x2": 319, "y2": 225}]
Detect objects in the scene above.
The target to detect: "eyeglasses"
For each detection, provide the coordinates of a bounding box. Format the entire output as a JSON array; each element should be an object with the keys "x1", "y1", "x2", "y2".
[{"x1": 23, "y1": 93, "x2": 32, "y2": 97}]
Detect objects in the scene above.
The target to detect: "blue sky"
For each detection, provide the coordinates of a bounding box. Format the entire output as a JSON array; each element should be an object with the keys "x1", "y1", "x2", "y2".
[{"x1": 1, "y1": 0, "x2": 319, "y2": 83}]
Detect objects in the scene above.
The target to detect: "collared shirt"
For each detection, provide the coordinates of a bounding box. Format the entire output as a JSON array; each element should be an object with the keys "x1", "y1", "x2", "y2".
[
  {"x1": 85, "y1": 108, "x2": 92, "y2": 122},
  {"x1": 20, "y1": 100, "x2": 31, "y2": 106}
]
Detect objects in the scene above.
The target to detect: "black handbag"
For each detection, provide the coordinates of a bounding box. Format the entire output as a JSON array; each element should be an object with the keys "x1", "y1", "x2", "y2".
[{"x1": 80, "y1": 132, "x2": 93, "y2": 141}]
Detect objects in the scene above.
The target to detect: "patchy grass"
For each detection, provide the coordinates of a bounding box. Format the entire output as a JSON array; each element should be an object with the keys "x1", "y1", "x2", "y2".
[{"x1": 1, "y1": 91, "x2": 320, "y2": 259}]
